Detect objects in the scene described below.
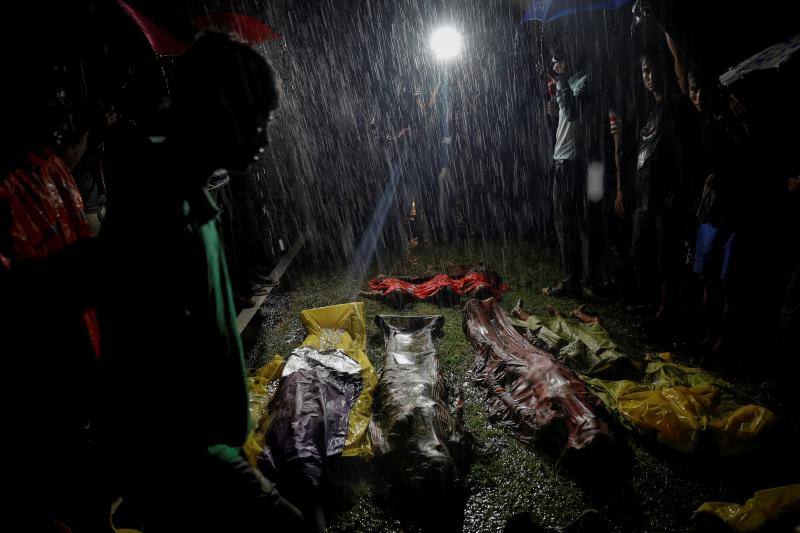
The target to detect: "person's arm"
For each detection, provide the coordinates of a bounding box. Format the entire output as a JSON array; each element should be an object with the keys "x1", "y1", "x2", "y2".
[
  {"x1": 559, "y1": 78, "x2": 580, "y2": 122},
  {"x1": 609, "y1": 110, "x2": 625, "y2": 217},
  {"x1": 546, "y1": 98, "x2": 558, "y2": 120},
  {"x1": 545, "y1": 73, "x2": 559, "y2": 120},
  {"x1": 666, "y1": 32, "x2": 689, "y2": 96}
]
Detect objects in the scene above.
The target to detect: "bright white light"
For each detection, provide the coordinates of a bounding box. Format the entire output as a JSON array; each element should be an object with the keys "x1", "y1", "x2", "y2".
[{"x1": 430, "y1": 26, "x2": 462, "y2": 60}]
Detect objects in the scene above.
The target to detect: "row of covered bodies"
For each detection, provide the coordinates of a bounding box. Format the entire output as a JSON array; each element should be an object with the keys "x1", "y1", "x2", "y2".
[{"x1": 245, "y1": 279, "x2": 792, "y2": 531}]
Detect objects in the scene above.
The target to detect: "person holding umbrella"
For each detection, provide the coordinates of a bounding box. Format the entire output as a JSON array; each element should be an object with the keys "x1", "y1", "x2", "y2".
[
  {"x1": 627, "y1": 43, "x2": 697, "y2": 336},
  {"x1": 543, "y1": 41, "x2": 595, "y2": 298}
]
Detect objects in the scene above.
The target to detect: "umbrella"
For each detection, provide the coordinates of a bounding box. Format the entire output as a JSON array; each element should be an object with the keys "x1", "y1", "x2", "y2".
[
  {"x1": 116, "y1": 1, "x2": 283, "y2": 57},
  {"x1": 719, "y1": 33, "x2": 800, "y2": 87},
  {"x1": 116, "y1": 0, "x2": 188, "y2": 56},
  {"x1": 522, "y1": 0, "x2": 633, "y2": 23},
  {"x1": 191, "y1": 12, "x2": 283, "y2": 45},
  {"x1": 521, "y1": 0, "x2": 553, "y2": 23}
]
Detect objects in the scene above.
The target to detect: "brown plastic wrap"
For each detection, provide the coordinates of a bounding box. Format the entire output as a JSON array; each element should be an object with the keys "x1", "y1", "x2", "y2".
[{"x1": 463, "y1": 298, "x2": 613, "y2": 459}]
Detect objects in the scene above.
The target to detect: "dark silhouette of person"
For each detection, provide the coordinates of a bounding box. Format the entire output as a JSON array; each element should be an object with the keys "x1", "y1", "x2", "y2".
[
  {"x1": 100, "y1": 32, "x2": 304, "y2": 530},
  {"x1": 628, "y1": 45, "x2": 695, "y2": 335}
]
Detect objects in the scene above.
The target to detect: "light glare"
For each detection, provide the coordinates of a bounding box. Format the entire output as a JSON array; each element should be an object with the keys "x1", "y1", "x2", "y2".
[{"x1": 430, "y1": 26, "x2": 462, "y2": 60}]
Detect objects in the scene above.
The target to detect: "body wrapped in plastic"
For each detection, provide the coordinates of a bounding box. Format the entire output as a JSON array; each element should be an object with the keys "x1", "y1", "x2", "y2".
[{"x1": 463, "y1": 298, "x2": 614, "y2": 461}]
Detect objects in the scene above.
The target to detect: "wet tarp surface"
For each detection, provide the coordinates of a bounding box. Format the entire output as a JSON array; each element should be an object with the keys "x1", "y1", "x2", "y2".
[
  {"x1": 365, "y1": 271, "x2": 508, "y2": 308},
  {"x1": 260, "y1": 347, "x2": 363, "y2": 490},
  {"x1": 509, "y1": 305, "x2": 642, "y2": 379},
  {"x1": 584, "y1": 354, "x2": 776, "y2": 455},
  {"x1": 463, "y1": 297, "x2": 613, "y2": 458},
  {"x1": 244, "y1": 356, "x2": 284, "y2": 463},
  {"x1": 373, "y1": 315, "x2": 467, "y2": 488},
  {"x1": 298, "y1": 302, "x2": 378, "y2": 458},
  {"x1": 695, "y1": 484, "x2": 800, "y2": 532},
  {"x1": 243, "y1": 302, "x2": 378, "y2": 469}
]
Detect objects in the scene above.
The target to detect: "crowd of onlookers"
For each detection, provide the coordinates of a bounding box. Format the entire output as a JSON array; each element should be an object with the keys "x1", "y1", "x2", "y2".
[{"x1": 540, "y1": 11, "x2": 799, "y2": 373}]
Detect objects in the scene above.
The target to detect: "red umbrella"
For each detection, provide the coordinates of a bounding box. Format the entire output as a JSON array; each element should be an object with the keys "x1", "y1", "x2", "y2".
[
  {"x1": 116, "y1": 1, "x2": 282, "y2": 56},
  {"x1": 116, "y1": 0, "x2": 188, "y2": 56},
  {"x1": 191, "y1": 12, "x2": 283, "y2": 45}
]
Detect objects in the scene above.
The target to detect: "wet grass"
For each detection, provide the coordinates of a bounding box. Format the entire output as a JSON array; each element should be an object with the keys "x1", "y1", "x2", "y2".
[{"x1": 246, "y1": 240, "x2": 799, "y2": 532}]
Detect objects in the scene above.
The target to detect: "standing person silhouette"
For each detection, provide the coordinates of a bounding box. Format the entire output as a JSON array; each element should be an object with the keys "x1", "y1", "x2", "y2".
[{"x1": 101, "y1": 32, "x2": 304, "y2": 530}]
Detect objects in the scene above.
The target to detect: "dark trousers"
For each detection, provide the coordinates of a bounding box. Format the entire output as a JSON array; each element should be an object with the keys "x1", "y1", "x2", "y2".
[
  {"x1": 630, "y1": 207, "x2": 682, "y2": 307},
  {"x1": 553, "y1": 160, "x2": 591, "y2": 292}
]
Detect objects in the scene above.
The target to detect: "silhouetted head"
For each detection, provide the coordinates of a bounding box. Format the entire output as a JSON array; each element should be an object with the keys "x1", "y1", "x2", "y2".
[
  {"x1": 688, "y1": 69, "x2": 719, "y2": 115},
  {"x1": 170, "y1": 32, "x2": 279, "y2": 177}
]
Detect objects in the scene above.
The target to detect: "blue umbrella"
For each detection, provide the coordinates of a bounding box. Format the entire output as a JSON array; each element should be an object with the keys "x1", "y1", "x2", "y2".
[
  {"x1": 521, "y1": 0, "x2": 553, "y2": 23},
  {"x1": 522, "y1": 0, "x2": 633, "y2": 23}
]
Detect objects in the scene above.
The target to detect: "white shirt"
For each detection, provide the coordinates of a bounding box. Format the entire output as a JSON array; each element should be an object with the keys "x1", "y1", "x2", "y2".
[
  {"x1": 552, "y1": 72, "x2": 587, "y2": 161},
  {"x1": 553, "y1": 79, "x2": 576, "y2": 161}
]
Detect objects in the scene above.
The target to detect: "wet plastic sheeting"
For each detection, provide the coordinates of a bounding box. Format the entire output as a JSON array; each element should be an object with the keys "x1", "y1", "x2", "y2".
[
  {"x1": 260, "y1": 347, "x2": 363, "y2": 491},
  {"x1": 373, "y1": 315, "x2": 467, "y2": 488},
  {"x1": 509, "y1": 311, "x2": 641, "y2": 379},
  {"x1": 365, "y1": 272, "x2": 508, "y2": 309},
  {"x1": 695, "y1": 484, "x2": 800, "y2": 532},
  {"x1": 244, "y1": 356, "x2": 285, "y2": 464},
  {"x1": 243, "y1": 302, "x2": 378, "y2": 468},
  {"x1": 585, "y1": 354, "x2": 776, "y2": 455},
  {"x1": 299, "y1": 302, "x2": 378, "y2": 458},
  {"x1": 463, "y1": 298, "x2": 613, "y2": 458}
]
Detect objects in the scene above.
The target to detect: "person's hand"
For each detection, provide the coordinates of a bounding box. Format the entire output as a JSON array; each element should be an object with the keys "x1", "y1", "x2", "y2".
[
  {"x1": 547, "y1": 99, "x2": 558, "y2": 118},
  {"x1": 615, "y1": 189, "x2": 625, "y2": 217},
  {"x1": 547, "y1": 77, "x2": 557, "y2": 97},
  {"x1": 788, "y1": 176, "x2": 799, "y2": 195},
  {"x1": 728, "y1": 93, "x2": 746, "y2": 117},
  {"x1": 104, "y1": 110, "x2": 118, "y2": 128}
]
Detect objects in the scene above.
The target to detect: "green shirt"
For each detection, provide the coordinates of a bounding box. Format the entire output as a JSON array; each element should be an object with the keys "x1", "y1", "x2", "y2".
[{"x1": 105, "y1": 180, "x2": 250, "y2": 458}]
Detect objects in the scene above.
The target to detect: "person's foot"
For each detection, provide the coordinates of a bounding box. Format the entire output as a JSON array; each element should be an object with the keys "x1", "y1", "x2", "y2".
[
  {"x1": 570, "y1": 304, "x2": 601, "y2": 324},
  {"x1": 542, "y1": 282, "x2": 580, "y2": 299}
]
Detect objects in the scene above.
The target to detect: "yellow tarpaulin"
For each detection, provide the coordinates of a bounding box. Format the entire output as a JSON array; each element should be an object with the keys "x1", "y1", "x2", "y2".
[
  {"x1": 244, "y1": 302, "x2": 378, "y2": 463},
  {"x1": 299, "y1": 302, "x2": 377, "y2": 458},
  {"x1": 585, "y1": 354, "x2": 776, "y2": 455},
  {"x1": 696, "y1": 484, "x2": 800, "y2": 531},
  {"x1": 244, "y1": 356, "x2": 285, "y2": 464}
]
